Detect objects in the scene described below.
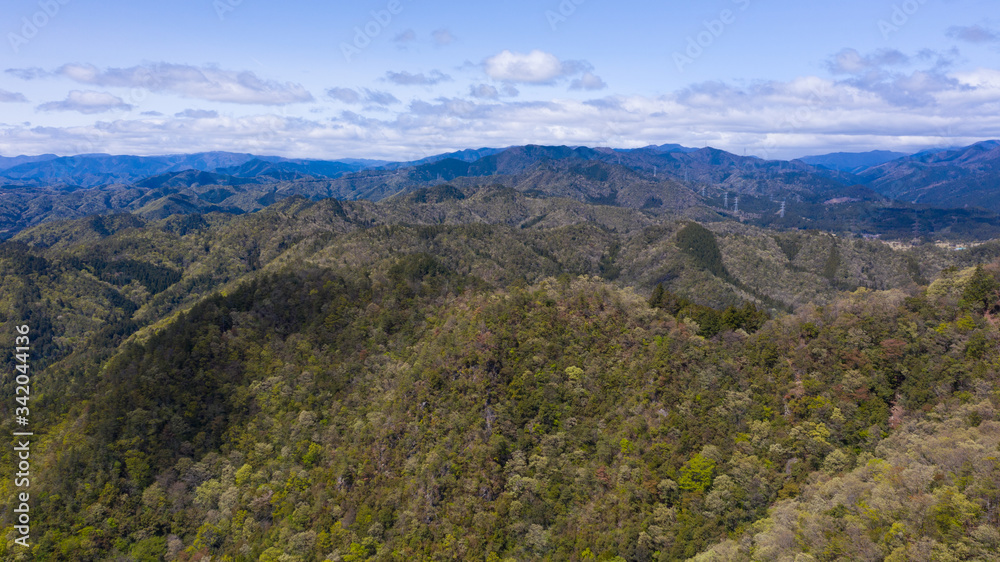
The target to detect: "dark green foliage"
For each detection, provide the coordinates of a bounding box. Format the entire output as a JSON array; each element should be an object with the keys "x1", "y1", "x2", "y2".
[
  {"x1": 649, "y1": 283, "x2": 666, "y2": 309},
  {"x1": 571, "y1": 163, "x2": 611, "y2": 182},
  {"x1": 599, "y1": 241, "x2": 621, "y2": 280},
  {"x1": 162, "y1": 213, "x2": 209, "y2": 235},
  {"x1": 89, "y1": 213, "x2": 146, "y2": 237},
  {"x1": 905, "y1": 253, "x2": 928, "y2": 285},
  {"x1": 959, "y1": 264, "x2": 1000, "y2": 312},
  {"x1": 676, "y1": 222, "x2": 730, "y2": 280},
  {"x1": 63, "y1": 253, "x2": 183, "y2": 294},
  {"x1": 721, "y1": 301, "x2": 770, "y2": 333},
  {"x1": 650, "y1": 283, "x2": 770, "y2": 337},
  {"x1": 774, "y1": 235, "x2": 801, "y2": 262},
  {"x1": 407, "y1": 184, "x2": 466, "y2": 204},
  {"x1": 642, "y1": 196, "x2": 663, "y2": 209},
  {"x1": 0, "y1": 241, "x2": 49, "y2": 274},
  {"x1": 822, "y1": 240, "x2": 841, "y2": 280}
]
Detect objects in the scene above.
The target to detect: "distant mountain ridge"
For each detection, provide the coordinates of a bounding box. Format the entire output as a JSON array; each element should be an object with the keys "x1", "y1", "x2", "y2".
[
  {"x1": 0, "y1": 151, "x2": 377, "y2": 187},
  {"x1": 0, "y1": 153, "x2": 60, "y2": 170},
  {"x1": 2, "y1": 140, "x2": 999, "y2": 225},
  {"x1": 858, "y1": 141, "x2": 1000, "y2": 212},
  {"x1": 378, "y1": 147, "x2": 507, "y2": 170},
  {"x1": 615, "y1": 143, "x2": 700, "y2": 154},
  {"x1": 797, "y1": 150, "x2": 908, "y2": 173}
]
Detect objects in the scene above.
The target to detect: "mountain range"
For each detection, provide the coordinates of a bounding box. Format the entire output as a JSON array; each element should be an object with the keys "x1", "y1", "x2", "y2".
[
  {"x1": 0, "y1": 152, "x2": 383, "y2": 188},
  {"x1": 3, "y1": 167, "x2": 1000, "y2": 560},
  {"x1": 3, "y1": 141, "x2": 1000, "y2": 243},
  {"x1": 797, "y1": 150, "x2": 909, "y2": 173},
  {"x1": 3, "y1": 137, "x2": 1000, "y2": 560}
]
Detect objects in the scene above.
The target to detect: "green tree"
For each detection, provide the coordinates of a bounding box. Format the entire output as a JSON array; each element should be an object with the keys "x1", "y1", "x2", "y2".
[
  {"x1": 677, "y1": 454, "x2": 716, "y2": 493},
  {"x1": 960, "y1": 265, "x2": 999, "y2": 312}
]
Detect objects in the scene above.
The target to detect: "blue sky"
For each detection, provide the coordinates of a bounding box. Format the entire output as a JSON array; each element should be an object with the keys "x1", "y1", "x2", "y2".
[{"x1": 1, "y1": 0, "x2": 998, "y2": 160}]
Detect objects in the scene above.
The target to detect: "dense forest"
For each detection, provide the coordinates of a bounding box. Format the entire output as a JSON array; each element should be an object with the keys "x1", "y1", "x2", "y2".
[{"x1": 1, "y1": 190, "x2": 999, "y2": 561}]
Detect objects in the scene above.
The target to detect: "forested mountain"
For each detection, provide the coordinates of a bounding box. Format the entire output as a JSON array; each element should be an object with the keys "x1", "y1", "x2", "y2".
[
  {"x1": 858, "y1": 141, "x2": 1000, "y2": 211},
  {"x1": 0, "y1": 154, "x2": 61, "y2": 171},
  {"x1": 1, "y1": 141, "x2": 1000, "y2": 560},
  {"x1": 797, "y1": 151, "x2": 908, "y2": 174},
  {"x1": 5, "y1": 142, "x2": 1000, "y2": 243},
  {"x1": 378, "y1": 147, "x2": 508, "y2": 170},
  {"x1": 0, "y1": 153, "x2": 376, "y2": 188},
  {"x1": 1, "y1": 177, "x2": 1000, "y2": 560}
]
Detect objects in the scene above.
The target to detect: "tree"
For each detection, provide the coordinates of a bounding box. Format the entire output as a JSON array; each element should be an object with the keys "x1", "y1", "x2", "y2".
[
  {"x1": 677, "y1": 454, "x2": 716, "y2": 493},
  {"x1": 960, "y1": 265, "x2": 999, "y2": 313}
]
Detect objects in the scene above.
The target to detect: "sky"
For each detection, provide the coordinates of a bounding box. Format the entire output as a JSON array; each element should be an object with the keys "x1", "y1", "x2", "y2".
[{"x1": 0, "y1": 0, "x2": 998, "y2": 161}]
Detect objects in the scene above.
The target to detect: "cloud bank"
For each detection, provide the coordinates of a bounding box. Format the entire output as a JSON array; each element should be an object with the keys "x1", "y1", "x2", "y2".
[
  {"x1": 3, "y1": 49, "x2": 999, "y2": 160},
  {"x1": 37, "y1": 90, "x2": 133, "y2": 114},
  {"x1": 10, "y1": 63, "x2": 314, "y2": 105}
]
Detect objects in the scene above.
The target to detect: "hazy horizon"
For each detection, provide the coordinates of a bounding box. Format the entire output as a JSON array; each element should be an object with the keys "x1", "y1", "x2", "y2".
[
  {"x1": 0, "y1": 142, "x2": 983, "y2": 165},
  {"x1": 2, "y1": 0, "x2": 998, "y2": 160}
]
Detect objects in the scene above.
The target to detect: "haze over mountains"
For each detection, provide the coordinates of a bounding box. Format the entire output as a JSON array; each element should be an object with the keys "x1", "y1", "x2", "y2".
[
  {"x1": 2, "y1": 140, "x2": 1000, "y2": 242},
  {"x1": 797, "y1": 150, "x2": 909, "y2": 174}
]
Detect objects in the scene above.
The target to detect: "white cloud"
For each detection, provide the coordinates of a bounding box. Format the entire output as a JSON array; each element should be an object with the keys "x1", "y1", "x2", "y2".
[
  {"x1": 827, "y1": 48, "x2": 910, "y2": 75},
  {"x1": 394, "y1": 29, "x2": 417, "y2": 45},
  {"x1": 469, "y1": 84, "x2": 499, "y2": 99},
  {"x1": 5, "y1": 68, "x2": 48, "y2": 80},
  {"x1": 0, "y1": 90, "x2": 27, "y2": 103},
  {"x1": 823, "y1": 48, "x2": 961, "y2": 107},
  {"x1": 5, "y1": 50, "x2": 1000, "y2": 161},
  {"x1": 363, "y1": 89, "x2": 400, "y2": 106},
  {"x1": 386, "y1": 70, "x2": 451, "y2": 86},
  {"x1": 432, "y1": 29, "x2": 456, "y2": 45},
  {"x1": 326, "y1": 87, "x2": 399, "y2": 106},
  {"x1": 469, "y1": 83, "x2": 520, "y2": 99},
  {"x1": 327, "y1": 87, "x2": 362, "y2": 104},
  {"x1": 483, "y1": 50, "x2": 605, "y2": 92},
  {"x1": 484, "y1": 50, "x2": 570, "y2": 84},
  {"x1": 15, "y1": 63, "x2": 314, "y2": 105},
  {"x1": 947, "y1": 25, "x2": 999, "y2": 44},
  {"x1": 37, "y1": 90, "x2": 132, "y2": 114},
  {"x1": 175, "y1": 109, "x2": 219, "y2": 119},
  {"x1": 570, "y1": 72, "x2": 607, "y2": 91}
]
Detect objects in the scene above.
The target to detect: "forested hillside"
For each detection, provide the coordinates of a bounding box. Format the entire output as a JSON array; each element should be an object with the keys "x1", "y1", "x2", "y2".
[
  {"x1": 6, "y1": 143, "x2": 1000, "y2": 243},
  {"x1": 0, "y1": 187, "x2": 999, "y2": 560}
]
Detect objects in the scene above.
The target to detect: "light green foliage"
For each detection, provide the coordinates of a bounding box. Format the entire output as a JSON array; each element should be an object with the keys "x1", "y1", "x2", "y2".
[{"x1": 678, "y1": 454, "x2": 716, "y2": 493}]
